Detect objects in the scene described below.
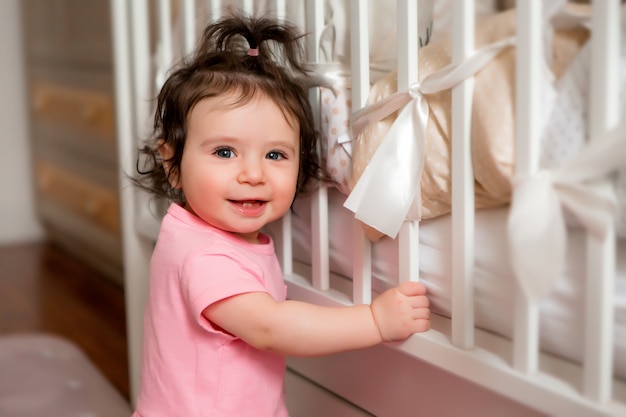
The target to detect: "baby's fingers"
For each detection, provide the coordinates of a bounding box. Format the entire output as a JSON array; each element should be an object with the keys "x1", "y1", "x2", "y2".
[
  {"x1": 397, "y1": 281, "x2": 427, "y2": 297},
  {"x1": 412, "y1": 307, "x2": 430, "y2": 321},
  {"x1": 410, "y1": 294, "x2": 430, "y2": 309},
  {"x1": 411, "y1": 307, "x2": 430, "y2": 333},
  {"x1": 412, "y1": 315, "x2": 431, "y2": 333}
]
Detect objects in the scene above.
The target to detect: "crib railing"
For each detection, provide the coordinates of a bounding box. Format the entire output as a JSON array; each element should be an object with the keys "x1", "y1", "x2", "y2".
[
  {"x1": 513, "y1": 0, "x2": 542, "y2": 381},
  {"x1": 511, "y1": 0, "x2": 619, "y2": 406},
  {"x1": 585, "y1": 0, "x2": 619, "y2": 403},
  {"x1": 111, "y1": 0, "x2": 624, "y2": 414},
  {"x1": 335, "y1": 0, "x2": 478, "y2": 367},
  {"x1": 449, "y1": 0, "x2": 476, "y2": 351},
  {"x1": 284, "y1": 1, "x2": 623, "y2": 414},
  {"x1": 286, "y1": 0, "x2": 624, "y2": 414}
]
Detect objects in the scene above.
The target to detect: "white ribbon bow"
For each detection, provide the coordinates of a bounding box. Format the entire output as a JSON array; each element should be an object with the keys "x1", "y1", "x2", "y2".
[
  {"x1": 344, "y1": 37, "x2": 516, "y2": 239},
  {"x1": 508, "y1": 125, "x2": 626, "y2": 301}
]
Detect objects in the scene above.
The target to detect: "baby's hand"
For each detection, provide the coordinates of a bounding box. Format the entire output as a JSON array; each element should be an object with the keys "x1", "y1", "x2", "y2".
[{"x1": 370, "y1": 281, "x2": 430, "y2": 342}]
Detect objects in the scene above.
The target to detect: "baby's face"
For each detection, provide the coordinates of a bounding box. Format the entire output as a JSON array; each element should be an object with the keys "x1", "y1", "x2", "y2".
[{"x1": 178, "y1": 93, "x2": 300, "y2": 243}]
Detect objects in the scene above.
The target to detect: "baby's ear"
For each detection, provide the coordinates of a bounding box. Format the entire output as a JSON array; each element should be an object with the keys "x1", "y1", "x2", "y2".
[{"x1": 157, "y1": 140, "x2": 180, "y2": 188}]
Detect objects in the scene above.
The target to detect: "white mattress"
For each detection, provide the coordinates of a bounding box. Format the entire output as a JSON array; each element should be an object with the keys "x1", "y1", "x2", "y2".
[{"x1": 266, "y1": 187, "x2": 626, "y2": 380}]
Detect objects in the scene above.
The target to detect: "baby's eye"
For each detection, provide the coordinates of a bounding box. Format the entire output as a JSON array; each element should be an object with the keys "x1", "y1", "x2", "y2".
[
  {"x1": 215, "y1": 147, "x2": 235, "y2": 159},
  {"x1": 266, "y1": 151, "x2": 286, "y2": 161}
]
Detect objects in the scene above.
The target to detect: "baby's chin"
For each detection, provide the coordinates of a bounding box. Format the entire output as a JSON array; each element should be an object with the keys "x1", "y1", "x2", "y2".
[
  {"x1": 228, "y1": 229, "x2": 265, "y2": 244},
  {"x1": 220, "y1": 222, "x2": 264, "y2": 238}
]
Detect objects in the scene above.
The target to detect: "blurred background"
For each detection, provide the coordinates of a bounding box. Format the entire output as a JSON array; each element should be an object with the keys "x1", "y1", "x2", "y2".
[
  {"x1": 1, "y1": 0, "x2": 44, "y2": 244},
  {"x1": 0, "y1": 0, "x2": 129, "y2": 406}
]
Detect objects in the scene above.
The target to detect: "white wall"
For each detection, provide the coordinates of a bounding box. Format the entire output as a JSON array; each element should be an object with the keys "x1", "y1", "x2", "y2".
[{"x1": 0, "y1": 0, "x2": 43, "y2": 244}]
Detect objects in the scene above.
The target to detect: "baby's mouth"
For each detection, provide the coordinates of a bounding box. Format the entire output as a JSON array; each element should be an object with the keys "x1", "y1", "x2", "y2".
[
  {"x1": 229, "y1": 200, "x2": 268, "y2": 215},
  {"x1": 231, "y1": 199, "x2": 265, "y2": 206}
]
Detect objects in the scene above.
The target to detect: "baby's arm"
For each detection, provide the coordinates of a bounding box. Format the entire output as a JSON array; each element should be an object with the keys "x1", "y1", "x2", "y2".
[{"x1": 202, "y1": 281, "x2": 430, "y2": 356}]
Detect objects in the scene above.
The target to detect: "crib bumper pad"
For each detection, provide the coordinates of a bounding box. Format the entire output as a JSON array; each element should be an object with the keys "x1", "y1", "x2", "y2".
[
  {"x1": 345, "y1": 35, "x2": 516, "y2": 240},
  {"x1": 509, "y1": 127, "x2": 626, "y2": 300},
  {"x1": 344, "y1": 7, "x2": 590, "y2": 241}
]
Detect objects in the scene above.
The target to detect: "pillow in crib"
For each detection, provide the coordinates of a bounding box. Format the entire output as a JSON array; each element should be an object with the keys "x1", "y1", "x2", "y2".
[
  {"x1": 350, "y1": 8, "x2": 590, "y2": 240},
  {"x1": 429, "y1": 0, "x2": 500, "y2": 42},
  {"x1": 320, "y1": 85, "x2": 353, "y2": 195},
  {"x1": 319, "y1": 0, "x2": 434, "y2": 83},
  {"x1": 540, "y1": 22, "x2": 626, "y2": 239},
  {"x1": 318, "y1": 0, "x2": 434, "y2": 194}
]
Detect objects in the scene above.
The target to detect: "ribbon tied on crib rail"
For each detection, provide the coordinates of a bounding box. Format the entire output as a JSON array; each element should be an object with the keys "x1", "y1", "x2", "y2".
[
  {"x1": 508, "y1": 126, "x2": 626, "y2": 302},
  {"x1": 343, "y1": 36, "x2": 516, "y2": 239}
]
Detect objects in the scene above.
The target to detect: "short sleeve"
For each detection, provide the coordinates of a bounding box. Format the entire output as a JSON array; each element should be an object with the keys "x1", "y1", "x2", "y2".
[{"x1": 180, "y1": 250, "x2": 269, "y2": 333}]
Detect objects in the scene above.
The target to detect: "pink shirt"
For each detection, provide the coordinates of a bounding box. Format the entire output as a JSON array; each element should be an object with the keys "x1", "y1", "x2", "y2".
[{"x1": 133, "y1": 204, "x2": 289, "y2": 417}]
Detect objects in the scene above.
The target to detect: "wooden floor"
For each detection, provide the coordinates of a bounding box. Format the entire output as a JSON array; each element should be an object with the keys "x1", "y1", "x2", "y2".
[{"x1": 0, "y1": 241, "x2": 129, "y2": 401}]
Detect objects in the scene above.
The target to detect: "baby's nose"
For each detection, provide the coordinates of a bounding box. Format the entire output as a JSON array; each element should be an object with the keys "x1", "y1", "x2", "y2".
[{"x1": 237, "y1": 157, "x2": 266, "y2": 184}]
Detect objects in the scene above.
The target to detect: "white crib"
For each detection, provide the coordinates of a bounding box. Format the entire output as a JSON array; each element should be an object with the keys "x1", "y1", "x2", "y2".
[{"x1": 111, "y1": 1, "x2": 626, "y2": 416}]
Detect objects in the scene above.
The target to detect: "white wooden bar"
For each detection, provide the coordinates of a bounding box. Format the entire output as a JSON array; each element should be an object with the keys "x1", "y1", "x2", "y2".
[
  {"x1": 304, "y1": 0, "x2": 329, "y2": 292},
  {"x1": 277, "y1": 0, "x2": 319, "y2": 281},
  {"x1": 513, "y1": 0, "x2": 542, "y2": 374},
  {"x1": 157, "y1": 0, "x2": 174, "y2": 86},
  {"x1": 305, "y1": 0, "x2": 323, "y2": 128},
  {"x1": 312, "y1": 187, "x2": 330, "y2": 291},
  {"x1": 450, "y1": 0, "x2": 476, "y2": 350},
  {"x1": 306, "y1": 0, "x2": 324, "y2": 61},
  {"x1": 182, "y1": 0, "x2": 196, "y2": 55},
  {"x1": 398, "y1": 223, "x2": 420, "y2": 284},
  {"x1": 396, "y1": 0, "x2": 421, "y2": 285},
  {"x1": 349, "y1": 0, "x2": 370, "y2": 107},
  {"x1": 241, "y1": 0, "x2": 255, "y2": 15},
  {"x1": 352, "y1": 224, "x2": 372, "y2": 304},
  {"x1": 350, "y1": 0, "x2": 372, "y2": 305},
  {"x1": 396, "y1": 0, "x2": 418, "y2": 90},
  {"x1": 278, "y1": 212, "x2": 293, "y2": 275},
  {"x1": 273, "y1": 0, "x2": 287, "y2": 20},
  {"x1": 210, "y1": 0, "x2": 224, "y2": 19},
  {"x1": 131, "y1": 0, "x2": 152, "y2": 137},
  {"x1": 112, "y1": 0, "x2": 154, "y2": 403},
  {"x1": 584, "y1": 0, "x2": 620, "y2": 402}
]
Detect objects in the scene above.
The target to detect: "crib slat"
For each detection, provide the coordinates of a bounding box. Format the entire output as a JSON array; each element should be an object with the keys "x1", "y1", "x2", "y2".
[
  {"x1": 209, "y1": 0, "x2": 223, "y2": 19},
  {"x1": 115, "y1": 0, "x2": 154, "y2": 401},
  {"x1": 157, "y1": 0, "x2": 174, "y2": 80},
  {"x1": 399, "y1": 222, "x2": 419, "y2": 284},
  {"x1": 350, "y1": 0, "x2": 370, "y2": 108},
  {"x1": 450, "y1": 0, "x2": 476, "y2": 350},
  {"x1": 349, "y1": 0, "x2": 372, "y2": 304},
  {"x1": 395, "y1": 1, "x2": 421, "y2": 285},
  {"x1": 304, "y1": 0, "x2": 322, "y2": 131},
  {"x1": 514, "y1": 292, "x2": 539, "y2": 372},
  {"x1": 182, "y1": 0, "x2": 196, "y2": 55},
  {"x1": 515, "y1": 2, "x2": 542, "y2": 175},
  {"x1": 273, "y1": 0, "x2": 287, "y2": 20},
  {"x1": 304, "y1": 0, "x2": 329, "y2": 292},
  {"x1": 513, "y1": 0, "x2": 542, "y2": 374},
  {"x1": 306, "y1": 0, "x2": 324, "y2": 64},
  {"x1": 278, "y1": 212, "x2": 293, "y2": 275},
  {"x1": 584, "y1": 0, "x2": 619, "y2": 402},
  {"x1": 396, "y1": 0, "x2": 418, "y2": 90},
  {"x1": 241, "y1": 0, "x2": 255, "y2": 15},
  {"x1": 352, "y1": 221, "x2": 372, "y2": 304},
  {"x1": 312, "y1": 187, "x2": 330, "y2": 291},
  {"x1": 130, "y1": 0, "x2": 152, "y2": 146}
]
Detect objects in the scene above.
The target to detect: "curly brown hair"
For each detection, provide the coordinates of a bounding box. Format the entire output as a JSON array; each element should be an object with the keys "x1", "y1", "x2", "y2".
[{"x1": 135, "y1": 12, "x2": 326, "y2": 204}]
